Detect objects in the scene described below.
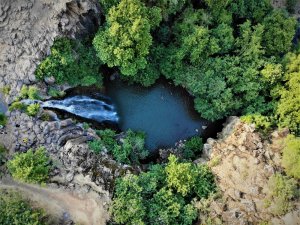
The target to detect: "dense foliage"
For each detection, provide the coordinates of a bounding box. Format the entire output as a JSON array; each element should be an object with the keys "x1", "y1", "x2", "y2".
[
  {"x1": 0, "y1": 113, "x2": 7, "y2": 126},
  {"x1": 111, "y1": 155, "x2": 216, "y2": 224},
  {"x1": 36, "y1": 38, "x2": 102, "y2": 87},
  {"x1": 282, "y1": 135, "x2": 300, "y2": 179},
  {"x1": 89, "y1": 129, "x2": 148, "y2": 164},
  {"x1": 0, "y1": 190, "x2": 47, "y2": 225},
  {"x1": 264, "y1": 173, "x2": 298, "y2": 216},
  {"x1": 93, "y1": 0, "x2": 299, "y2": 126},
  {"x1": 93, "y1": 0, "x2": 162, "y2": 77},
  {"x1": 7, "y1": 147, "x2": 50, "y2": 184},
  {"x1": 9, "y1": 85, "x2": 41, "y2": 117}
]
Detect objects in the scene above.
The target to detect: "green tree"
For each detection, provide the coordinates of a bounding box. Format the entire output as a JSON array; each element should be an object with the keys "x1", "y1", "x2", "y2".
[
  {"x1": 93, "y1": 0, "x2": 162, "y2": 77},
  {"x1": 7, "y1": 147, "x2": 50, "y2": 184},
  {"x1": 165, "y1": 155, "x2": 197, "y2": 196},
  {"x1": 144, "y1": 0, "x2": 187, "y2": 20},
  {"x1": 262, "y1": 10, "x2": 297, "y2": 56},
  {"x1": 276, "y1": 52, "x2": 300, "y2": 134},
  {"x1": 282, "y1": 135, "x2": 300, "y2": 179},
  {"x1": 230, "y1": 0, "x2": 272, "y2": 22},
  {"x1": 0, "y1": 190, "x2": 47, "y2": 225},
  {"x1": 36, "y1": 38, "x2": 102, "y2": 86},
  {"x1": 111, "y1": 175, "x2": 146, "y2": 225}
]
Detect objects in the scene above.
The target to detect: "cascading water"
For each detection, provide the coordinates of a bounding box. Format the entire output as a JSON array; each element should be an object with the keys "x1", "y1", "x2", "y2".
[{"x1": 22, "y1": 95, "x2": 119, "y2": 123}]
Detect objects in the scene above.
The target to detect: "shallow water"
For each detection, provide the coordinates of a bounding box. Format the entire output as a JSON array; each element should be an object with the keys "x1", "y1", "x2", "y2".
[{"x1": 105, "y1": 79, "x2": 222, "y2": 150}]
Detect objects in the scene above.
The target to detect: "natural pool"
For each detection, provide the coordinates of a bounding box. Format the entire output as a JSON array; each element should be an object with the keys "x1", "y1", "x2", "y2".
[
  {"x1": 105, "y1": 79, "x2": 223, "y2": 150},
  {"x1": 41, "y1": 79, "x2": 224, "y2": 151}
]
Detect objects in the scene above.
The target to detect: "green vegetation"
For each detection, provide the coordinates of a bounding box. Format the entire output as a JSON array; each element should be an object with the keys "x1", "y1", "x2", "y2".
[
  {"x1": 264, "y1": 173, "x2": 298, "y2": 216},
  {"x1": 26, "y1": 103, "x2": 40, "y2": 117},
  {"x1": 181, "y1": 136, "x2": 203, "y2": 159},
  {"x1": 8, "y1": 85, "x2": 42, "y2": 117},
  {"x1": 282, "y1": 135, "x2": 300, "y2": 179},
  {"x1": 19, "y1": 85, "x2": 41, "y2": 100},
  {"x1": 276, "y1": 52, "x2": 300, "y2": 135},
  {"x1": 36, "y1": 38, "x2": 102, "y2": 87},
  {"x1": 93, "y1": 0, "x2": 161, "y2": 77},
  {"x1": 111, "y1": 155, "x2": 216, "y2": 224},
  {"x1": 0, "y1": 113, "x2": 7, "y2": 126},
  {"x1": 89, "y1": 129, "x2": 148, "y2": 164},
  {"x1": 241, "y1": 114, "x2": 273, "y2": 134},
  {"x1": 7, "y1": 147, "x2": 51, "y2": 184},
  {"x1": 0, "y1": 190, "x2": 48, "y2": 225},
  {"x1": 47, "y1": 87, "x2": 65, "y2": 98},
  {"x1": 0, "y1": 85, "x2": 10, "y2": 96}
]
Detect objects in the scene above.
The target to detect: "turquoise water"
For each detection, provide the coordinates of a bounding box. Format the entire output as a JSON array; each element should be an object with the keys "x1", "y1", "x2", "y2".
[{"x1": 106, "y1": 79, "x2": 222, "y2": 150}]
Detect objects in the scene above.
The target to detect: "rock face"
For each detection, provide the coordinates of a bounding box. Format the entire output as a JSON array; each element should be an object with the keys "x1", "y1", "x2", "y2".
[
  {"x1": 0, "y1": 0, "x2": 101, "y2": 103},
  {"x1": 202, "y1": 117, "x2": 300, "y2": 225}
]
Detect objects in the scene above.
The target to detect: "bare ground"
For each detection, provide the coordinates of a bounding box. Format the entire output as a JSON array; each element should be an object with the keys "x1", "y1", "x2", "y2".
[{"x1": 0, "y1": 178, "x2": 109, "y2": 225}]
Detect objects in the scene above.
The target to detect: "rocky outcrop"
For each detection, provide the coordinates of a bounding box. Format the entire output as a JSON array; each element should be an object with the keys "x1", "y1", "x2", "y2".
[
  {"x1": 201, "y1": 117, "x2": 300, "y2": 225},
  {"x1": 0, "y1": 0, "x2": 101, "y2": 103}
]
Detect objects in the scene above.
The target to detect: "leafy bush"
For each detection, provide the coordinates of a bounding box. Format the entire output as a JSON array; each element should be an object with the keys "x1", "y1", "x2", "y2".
[
  {"x1": 47, "y1": 87, "x2": 65, "y2": 98},
  {"x1": 8, "y1": 101, "x2": 27, "y2": 111},
  {"x1": 7, "y1": 147, "x2": 51, "y2": 184},
  {"x1": 0, "y1": 113, "x2": 7, "y2": 126},
  {"x1": 264, "y1": 173, "x2": 298, "y2": 216},
  {"x1": 0, "y1": 190, "x2": 47, "y2": 225},
  {"x1": 19, "y1": 85, "x2": 40, "y2": 100},
  {"x1": 88, "y1": 129, "x2": 149, "y2": 164},
  {"x1": 26, "y1": 103, "x2": 40, "y2": 117},
  {"x1": 282, "y1": 135, "x2": 300, "y2": 179},
  {"x1": 88, "y1": 139, "x2": 105, "y2": 154},
  {"x1": 111, "y1": 155, "x2": 216, "y2": 224},
  {"x1": 0, "y1": 85, "x2": 10, "y2": 96},
  {"x1": 182, "y1": 136, "x2": 203, "y2": 159},
  {"x1": 241, "y1": 114, "x2": 273, "y2": 134},
  {"x1": 36, "y1": 38, "x2": 102, "y2": 87}
]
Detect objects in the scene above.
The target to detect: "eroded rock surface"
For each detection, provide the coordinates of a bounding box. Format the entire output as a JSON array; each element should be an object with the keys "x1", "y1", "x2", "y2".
[
  {"x1": 202, "y1": 117, "x2": 300, "y2": 225},
  {"x1": 0, "y1": 0, "x2": 101, "y2": 103}
]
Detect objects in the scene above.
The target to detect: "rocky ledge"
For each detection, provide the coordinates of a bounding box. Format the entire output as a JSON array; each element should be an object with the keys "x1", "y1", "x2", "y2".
[{"x1": 200, "y1": 117, "x2": 300, "y2": 225}]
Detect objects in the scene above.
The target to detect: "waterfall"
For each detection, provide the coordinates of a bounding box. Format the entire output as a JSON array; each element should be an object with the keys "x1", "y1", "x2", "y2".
[{"x1": 22, "y1": 96, "x2": 119, "y2": 123}]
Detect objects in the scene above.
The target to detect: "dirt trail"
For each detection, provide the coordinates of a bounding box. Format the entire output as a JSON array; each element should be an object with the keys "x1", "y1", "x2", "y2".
[{"x1": 0, "y1": 179, "x2": 109, "y2": 225}]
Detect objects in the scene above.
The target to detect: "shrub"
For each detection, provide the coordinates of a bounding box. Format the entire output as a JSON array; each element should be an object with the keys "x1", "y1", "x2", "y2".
[
  {"x1": 282, "y1": 135, "x2": 300, "y2": 179},
  {"x1": 182, "y1": 136, "x2": 203, "y2": 159},
  {"x1": 26, "y1": 103, "x2": 40, "y2": 116},
  {"x1": 89, "y1": 129, "x2": 149, "y2": 164},
  {"x1": 8, "y1": 101, "x2": 26, "y2": 111},
  {"x1": 264, "y1": 173, "x2": 298, "y2": 216},
  {"x1": 0, "y1": 190, "x2": 47, "y2": 225},
  {"x1": 19, "y1": 85, "x2": 40, "y2": 100},
  {"x1": 47, "y1": 87, "x2": 66, "y2": 98},
  {"x1": 36, "y1": 38, "x2": 102, "y2": 87},
  {"x1": 241, "y1": 114, "x2": 273, "y2": 134},
  {"x1": 88, "y1": 139, "x2": 105, "y2": 154},
  {"x1": 117, "y1": 130, "x2": 149, "y2": 164},
  {"x1": 7, "y1": 147, "x2": 50, "y2": 184},
  {"x1": 0, "y1": 113, "x2": 7, "y2": 126},
  {"x1": 0, "y1": 85, "x2": 10, "y2": 96}
]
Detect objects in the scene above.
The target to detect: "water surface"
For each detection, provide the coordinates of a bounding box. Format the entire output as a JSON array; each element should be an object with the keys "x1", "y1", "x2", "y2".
[{"x1": 106, "y1": 79, "x2": 222, "y2": 150}]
